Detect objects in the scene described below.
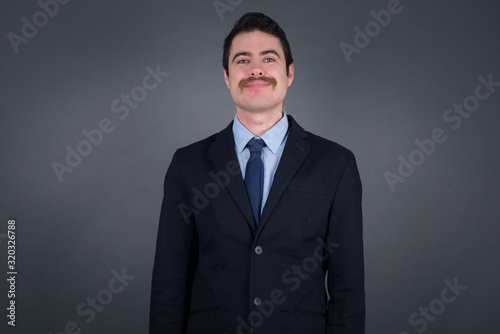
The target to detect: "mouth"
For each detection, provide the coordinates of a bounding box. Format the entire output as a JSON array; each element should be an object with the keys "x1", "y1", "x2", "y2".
[{"x1": 245, "y1": 80, "x2": 271, "y2": 88}]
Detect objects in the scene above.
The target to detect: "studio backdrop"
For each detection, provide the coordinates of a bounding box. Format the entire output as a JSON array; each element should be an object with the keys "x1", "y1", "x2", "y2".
[{"x1": 1, "y1": 0, "x2": 499, "y2": 333}]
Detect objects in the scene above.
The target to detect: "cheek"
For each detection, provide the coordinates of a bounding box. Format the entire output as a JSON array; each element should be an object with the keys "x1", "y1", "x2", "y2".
[{"x1": 229, "y1": 75, "x2": 242, "y2": 88}]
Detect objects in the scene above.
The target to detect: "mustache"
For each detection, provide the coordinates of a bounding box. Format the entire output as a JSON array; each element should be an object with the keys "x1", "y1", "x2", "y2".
[{"x1": 238, "y1": 76, "x2": 277, "y2": 91}]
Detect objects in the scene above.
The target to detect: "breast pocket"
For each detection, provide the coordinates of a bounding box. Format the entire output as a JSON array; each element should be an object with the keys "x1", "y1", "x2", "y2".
[
  {"x1": 287, "y1": 181, "x2": 328, "y2": 194},
  {"x1": 273, "y1": 181, "x2": 330, "y2": 240}
]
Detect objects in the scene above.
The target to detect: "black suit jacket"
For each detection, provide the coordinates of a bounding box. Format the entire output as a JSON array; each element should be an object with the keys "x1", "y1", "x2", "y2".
[{"x1": 150, "y1": 115, "x2": 365, "y2": 333}]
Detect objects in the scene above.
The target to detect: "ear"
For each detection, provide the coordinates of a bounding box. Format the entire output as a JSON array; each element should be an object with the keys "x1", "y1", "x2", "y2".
[
  {"x1": 223, "y1": 68, "x2": 230, "y2": 89},
  {"x1": 287, "y1": 63, "x2": 295, "y2": 87}
]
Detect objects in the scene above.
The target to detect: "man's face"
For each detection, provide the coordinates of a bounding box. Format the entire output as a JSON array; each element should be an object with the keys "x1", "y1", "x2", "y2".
[{"x1": 224, "y1": 30, "x2": 294, "y2": 114}]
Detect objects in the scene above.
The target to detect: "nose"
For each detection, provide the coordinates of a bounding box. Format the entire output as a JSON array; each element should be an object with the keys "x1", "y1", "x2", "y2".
[{"x1": 251, "y1": 69, "x2": 263, "y2": 76}]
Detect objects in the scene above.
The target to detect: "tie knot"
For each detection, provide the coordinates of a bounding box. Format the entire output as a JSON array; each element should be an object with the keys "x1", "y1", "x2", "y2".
[{"x1": 247, "y1": 138, "x2": 266, "y2": 153}]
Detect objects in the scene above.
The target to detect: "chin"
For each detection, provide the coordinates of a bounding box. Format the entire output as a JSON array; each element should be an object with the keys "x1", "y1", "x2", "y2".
[
  {"x1": 241, "y1": 100, "x2": 272, "y2": 110},
  {"x1": 240, "y1": 99, "x2": 279, "y2": 111}
]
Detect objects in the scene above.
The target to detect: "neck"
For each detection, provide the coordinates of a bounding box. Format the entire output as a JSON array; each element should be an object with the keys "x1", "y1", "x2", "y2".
[{"x1": 236, "y1": 105, "x2": 283, "y2": 137}]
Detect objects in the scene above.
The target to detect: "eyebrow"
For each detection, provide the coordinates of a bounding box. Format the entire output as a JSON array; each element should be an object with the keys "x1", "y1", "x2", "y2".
[{"x1": 231, "y1": 49, "x2": 281, "y2": 63}]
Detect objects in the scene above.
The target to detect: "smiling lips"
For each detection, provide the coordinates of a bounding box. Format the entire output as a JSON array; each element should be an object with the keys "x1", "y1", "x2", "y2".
[
  {"x1": 246, "y1": 80, "x2": 271, "y2": 87},
  {"x1": 238, "y1": 76, "x2": 277, "y2": 92}
]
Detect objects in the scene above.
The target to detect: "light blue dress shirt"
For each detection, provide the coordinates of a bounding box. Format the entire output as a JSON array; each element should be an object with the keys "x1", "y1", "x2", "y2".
[{"x1": 232, "y1": 111, "x2": 290, "y2": 213}]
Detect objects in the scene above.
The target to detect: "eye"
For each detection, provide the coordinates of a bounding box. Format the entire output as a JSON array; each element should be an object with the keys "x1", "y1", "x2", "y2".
[
  {"x1": 236, "y1": 59, "x2": 249, "y2": 64},
  {"x1": 264, "y1": 58, "x2": 275, "y2": 62}
]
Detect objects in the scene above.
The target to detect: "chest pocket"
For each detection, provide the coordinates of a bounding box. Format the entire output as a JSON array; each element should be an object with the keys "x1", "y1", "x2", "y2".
[{"x1": 287, "y1": 181, "x2": 328, "y2": 194}]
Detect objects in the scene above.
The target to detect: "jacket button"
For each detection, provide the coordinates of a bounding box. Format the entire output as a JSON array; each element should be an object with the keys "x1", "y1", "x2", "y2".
[
  {"x1": 254, "y1": 246, "x2": 263, "y2": 255},
  {"x1": 253, "y1": 297, "x2": 261, "y2": 306}
]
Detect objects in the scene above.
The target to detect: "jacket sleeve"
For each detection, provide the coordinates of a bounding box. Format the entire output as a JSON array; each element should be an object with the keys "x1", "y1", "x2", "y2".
[
  {"x1": 150, "y1": 151, "x2": 197, "y2": 333},
  {"x1": 326, "y1": 153, "x2": 365, "y2": 333}
]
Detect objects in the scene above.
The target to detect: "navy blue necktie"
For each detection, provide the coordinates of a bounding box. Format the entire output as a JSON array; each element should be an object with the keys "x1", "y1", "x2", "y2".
[{"x1": 245, "y1": 138, "x2": 266, "y2": 227}]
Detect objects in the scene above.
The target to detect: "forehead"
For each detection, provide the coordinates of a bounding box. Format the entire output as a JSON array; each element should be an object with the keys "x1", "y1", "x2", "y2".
[{"x1": 230, "y1": 30, "x2": 284, "y2": 56}]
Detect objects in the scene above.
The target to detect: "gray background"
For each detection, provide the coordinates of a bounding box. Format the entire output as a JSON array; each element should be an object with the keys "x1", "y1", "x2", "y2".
[{"x1": 1, "y1": 0, "x2": 499, "y2": 333}]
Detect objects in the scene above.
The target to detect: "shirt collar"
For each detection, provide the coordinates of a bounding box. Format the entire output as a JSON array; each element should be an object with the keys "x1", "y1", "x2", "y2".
[{"x1": 233, "y1": 111, "x2": 289, "y2": 155}]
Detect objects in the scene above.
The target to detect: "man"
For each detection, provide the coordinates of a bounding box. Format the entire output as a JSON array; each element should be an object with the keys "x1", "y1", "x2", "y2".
[{"x1": 150, "y1": 12, "x2": 365, "y2": 334}]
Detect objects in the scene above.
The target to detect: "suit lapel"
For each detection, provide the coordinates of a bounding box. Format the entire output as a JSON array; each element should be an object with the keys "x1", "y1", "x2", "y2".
[
  {"x1": 208, "y1": 122, "x2": 256, "y2": 233},
  {"x1": 259, "y1": 115, "x2": 310, "y2": 230}
]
